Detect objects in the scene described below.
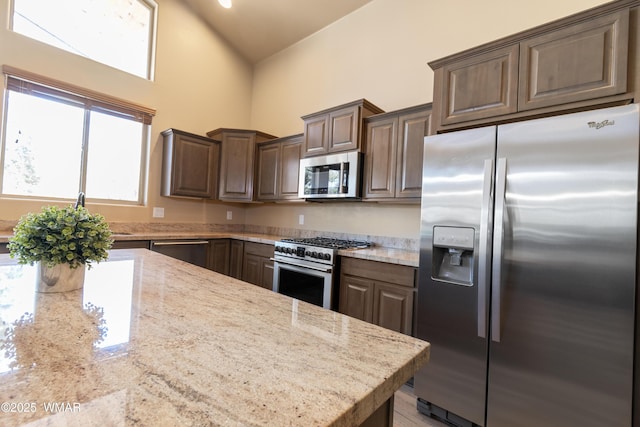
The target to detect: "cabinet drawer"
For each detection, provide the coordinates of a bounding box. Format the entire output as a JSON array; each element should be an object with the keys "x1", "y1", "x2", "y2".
[
  {"x1": 243, "y1": 241, "x2": 274, "y2": 258},
  {"x1": 341, "y1": 257, "x2": 415, "y2": 288}
]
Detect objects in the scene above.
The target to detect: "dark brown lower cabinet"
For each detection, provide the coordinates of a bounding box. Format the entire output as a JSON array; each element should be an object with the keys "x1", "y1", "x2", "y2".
[
  {"x1": 229, "y1": 240, "x2": 244, "y2": 279},
  {"x1": 0, "y1": 243, "x2": 7, "y2": 254},
  {"x1": 241, "y1": 241, "x2": 274, "y2": 289},
  {"x1": 340, "y1": 275, "x2": 374, "y2": 323},
  {"x1": 339, "y1": 257, "x2": 415, "y2": 335},
  {"x1": 209, "y1": 239, "x2": 230, "y2": 275}
]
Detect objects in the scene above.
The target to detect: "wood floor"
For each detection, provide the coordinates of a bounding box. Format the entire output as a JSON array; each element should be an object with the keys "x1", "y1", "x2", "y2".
[{"x1": 393, "y1": 384, "x2": 449, "y2": 427}]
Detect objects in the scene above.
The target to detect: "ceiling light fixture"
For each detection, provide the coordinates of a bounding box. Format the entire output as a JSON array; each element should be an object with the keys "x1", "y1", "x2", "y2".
[{"x1": 218, "y1": 0, "x2": 232, "y2": 8}]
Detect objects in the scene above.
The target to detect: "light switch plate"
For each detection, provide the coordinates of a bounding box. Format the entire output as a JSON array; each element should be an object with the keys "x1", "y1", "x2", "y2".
[
  {"x1": 152, "y1": 207, "x2": 164, "y2": 218},
  {"x1": 299, "y1": 214, "x2": 304, "y2": 225},
  {"x1": 226, "y1": 211, "x2": 233, "y2": 220}
]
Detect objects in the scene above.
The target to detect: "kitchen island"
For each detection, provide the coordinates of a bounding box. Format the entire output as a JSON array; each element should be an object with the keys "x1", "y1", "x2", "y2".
[{"x1": 0, "y1": 249, "x2": 429, "y2": 426}]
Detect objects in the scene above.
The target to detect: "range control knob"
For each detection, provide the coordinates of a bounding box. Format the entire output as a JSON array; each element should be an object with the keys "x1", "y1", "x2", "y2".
[
  {"x1": 285, "y1": 247, "x2": 292, "y2": 254},
  {"x1": 305, "y1": 251, "x2": 311, "y2": 257},
  {"x1": 311, "y1": 251, "x2": 318, "y2": 258},
  {"x1": 323, "y1": 253, "x2": 331, "y2": 261}
]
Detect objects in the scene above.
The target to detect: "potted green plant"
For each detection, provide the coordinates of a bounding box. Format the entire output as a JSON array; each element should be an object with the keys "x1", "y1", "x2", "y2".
[{"x1": 8, "y1": 204, "x2": 113, "y2": 292}]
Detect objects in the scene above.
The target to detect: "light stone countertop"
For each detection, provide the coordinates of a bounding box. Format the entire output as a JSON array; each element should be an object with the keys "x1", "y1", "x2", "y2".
[
  {"x1": 337, "y1": 247, "x2": 419, "y2": 267},
  {"x1": 0, "y1": 249, "x2": 429, "y2": 426},
  {"x1": 112, "y1": 232, "x2": 420, "y2": 266},
  {"x1": 0, "y1": 231, "x2": 420, "y2": 267}
]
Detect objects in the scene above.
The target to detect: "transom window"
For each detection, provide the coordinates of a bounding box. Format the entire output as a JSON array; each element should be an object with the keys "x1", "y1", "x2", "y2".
[
  {"x1": 1, "y1": 68, "x2": 155, "y2": 204},
  {"x1": 11, "y1": 0, "x2": 157, "y2": 80}
]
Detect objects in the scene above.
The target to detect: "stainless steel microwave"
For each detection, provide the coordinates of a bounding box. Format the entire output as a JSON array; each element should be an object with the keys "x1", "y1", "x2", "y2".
[{"x1": 298, "y1": 151, "x2": 363, "y2": 200}]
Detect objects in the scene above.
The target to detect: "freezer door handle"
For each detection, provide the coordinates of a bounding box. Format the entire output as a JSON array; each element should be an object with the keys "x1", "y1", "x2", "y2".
[
  {"x1": 491, "y1": 157, "x2": 507, "y2": 342},
  {"x1": 477, "y1": 159, "x2": 494, "y2": 338}
]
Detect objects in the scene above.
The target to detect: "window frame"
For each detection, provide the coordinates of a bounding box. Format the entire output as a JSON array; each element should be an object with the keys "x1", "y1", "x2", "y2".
[
  {"x1": 0, "y1": 66, "x2": 156, "y2": 206},
  {"x1": 10, "y1": 0, "x2": 159, "y2": 81}
]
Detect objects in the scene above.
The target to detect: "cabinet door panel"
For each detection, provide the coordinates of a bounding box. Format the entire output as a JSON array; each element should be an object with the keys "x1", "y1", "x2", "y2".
[
  {"x1": 339, "y1": 275, "x2": 374, "y2": 322},
  {"x1": 220, "y1": 133, "x2": 256, "y2": 200},
  {"x1": 229, "y1": 240, "x2": 244, "y2": 279},
  {"x1": 242, "y1": 253, "x2": 261, "y2": 286},
  {"x1": 257, "y1": 143, "x2": 280, "y2": 200},
  {"x1": 175, "y1": 139, "x2": 215, "y2": 197},
  {"x1": 279, "y1": 137, "x2": 302, "y2": 199},
  {"x1": 519, "y1": 10, "x2": 628, "y2": 111},
  {"x1": 364, "y1": 117, "x2": 397, "y2": 199},
  {"x1": 209, "y1": 239, "x2": 230, "y2": 275},
  {"x1": 440, "y1": 44, "x2": 519, "y2": 125},
  {"x1": 396, "y1": 110, "x2": 430, "y2": 198},
  {"x1": 261, "y1": 258, "x2": 274, "y2": 290},
  {"x1": 329, "y1": 106, "x2": 359, "y2": 152},
  {"x1": 374, "y1": 283, "x2": 413, "y2": 335},
  {"x1": 162, "y1": 130, "x2": 219, "y2": 199},
  {"x1": 303, "y1": 116, "x2": 329, "y2": 156}
]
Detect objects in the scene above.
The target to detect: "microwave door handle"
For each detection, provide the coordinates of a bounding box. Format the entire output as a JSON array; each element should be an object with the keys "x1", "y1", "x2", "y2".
[{"x1": 341, "y1": 162, "x2": 349, "y2": 193}]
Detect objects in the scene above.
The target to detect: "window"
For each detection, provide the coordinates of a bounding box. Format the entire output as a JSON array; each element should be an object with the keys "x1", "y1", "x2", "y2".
[
  {"x1": 1, "y1": 67, "x2": 155, "y2": 204},
  {"x1": 11, "y1": 0, "x2": 157, "y2": 80}
]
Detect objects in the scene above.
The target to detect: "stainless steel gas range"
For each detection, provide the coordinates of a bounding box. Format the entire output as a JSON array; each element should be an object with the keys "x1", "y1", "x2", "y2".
[{"x1": 272, "y1": 237, "x2": 371, "y2": 309}]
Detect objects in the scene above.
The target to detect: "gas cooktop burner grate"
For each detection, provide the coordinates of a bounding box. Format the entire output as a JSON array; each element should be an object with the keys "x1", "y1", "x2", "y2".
[{"x1": 280, "y1": 237, "x2": 371, "y2": 250}]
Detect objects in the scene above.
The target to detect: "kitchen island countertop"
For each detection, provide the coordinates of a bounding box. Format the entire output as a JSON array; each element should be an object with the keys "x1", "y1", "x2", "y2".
[{"x1": 0, "y1": 249, "x2": 429, "y2": 426}]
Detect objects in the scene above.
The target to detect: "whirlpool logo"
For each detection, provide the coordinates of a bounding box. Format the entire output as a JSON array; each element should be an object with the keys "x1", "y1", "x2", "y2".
[{"x1": 587, "y1": 119, "x2": 615, "y2": 129}]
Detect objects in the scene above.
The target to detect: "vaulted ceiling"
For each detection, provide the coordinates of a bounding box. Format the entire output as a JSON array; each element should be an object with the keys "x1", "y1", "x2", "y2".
[{"x1": 180, "y1": 0, "x2": 374, "y2": 64}]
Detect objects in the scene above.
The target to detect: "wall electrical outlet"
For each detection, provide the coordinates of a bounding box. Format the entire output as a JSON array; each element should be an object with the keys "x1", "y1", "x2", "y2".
[
  {"x1": 299, "y1": 214, "x2": 304, "y2": 225},
  {"x1": 152, "y1": 207, "x2": 165, "y2": 218},
  {"x1": 226, "y1": 211, "x2": 233, "y2": 220}
]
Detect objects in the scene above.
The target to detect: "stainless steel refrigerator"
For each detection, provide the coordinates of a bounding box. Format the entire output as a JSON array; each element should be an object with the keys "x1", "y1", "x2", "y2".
[{"x1": 415, "y1": 104, "x2": 638, "y2": 427}]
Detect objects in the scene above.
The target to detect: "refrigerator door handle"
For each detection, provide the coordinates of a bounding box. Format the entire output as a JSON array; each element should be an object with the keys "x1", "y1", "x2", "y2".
[
  {"x1": 477, "y1": 158, "x2": 494, "y2": 338},
  {"x1": 491, "y1": 157, "x2": 507, "y2": 343}
]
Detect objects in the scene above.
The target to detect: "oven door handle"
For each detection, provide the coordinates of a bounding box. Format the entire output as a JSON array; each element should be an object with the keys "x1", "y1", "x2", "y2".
[{"x1": 271, "y1": 258, "x2": 333, "y2": 273}]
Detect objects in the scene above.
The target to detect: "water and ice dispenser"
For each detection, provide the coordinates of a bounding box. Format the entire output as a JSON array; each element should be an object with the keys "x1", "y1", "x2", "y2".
[{"x1": 432, "y1": 226, "x2": 475, "y2": 286}]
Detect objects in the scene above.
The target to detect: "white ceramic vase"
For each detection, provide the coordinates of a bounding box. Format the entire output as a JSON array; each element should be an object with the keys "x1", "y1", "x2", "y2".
[{"x1": 36, "y1": 263, "x2": 86, "y2": 293}]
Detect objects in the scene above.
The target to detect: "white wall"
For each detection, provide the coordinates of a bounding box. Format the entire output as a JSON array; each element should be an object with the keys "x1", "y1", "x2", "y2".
[
  {"x1": 251, "y1": 0, "x2": 611, "y2": 136},
  {"x1": 0, "y1": 0, "x2": 252, "y2": 226},
  {"x1": 246, "y1": 0, "x2": 611, "y2": 239},
  {"x1": 0, "y1": 0, "x2": 614, "y2": 239}
]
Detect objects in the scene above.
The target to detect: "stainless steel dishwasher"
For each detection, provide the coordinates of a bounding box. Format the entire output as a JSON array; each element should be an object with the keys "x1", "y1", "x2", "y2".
[{"x1": 150, "y1": 240, "x2": 209, "y2": 268}]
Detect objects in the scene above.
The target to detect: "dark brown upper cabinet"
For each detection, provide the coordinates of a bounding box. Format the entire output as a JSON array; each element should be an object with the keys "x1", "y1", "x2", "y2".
[
  {"x1": 363, "y1": 104, "x2": 431, "y2": 201},
  {"x1": 206, "y1": 128, "x2": 277, "y2": 202},
  {"x1": 256, "y1": 134, "x2": 303, "y2": 202},
  {"x1": 161, "y1": 128, "x2": 220, "y2": 199},
  {"x1": 301, "y1": 99, "x2": 384, "y2": 157},
  {"x1": 430, "y1": 1, "x2": 636, "y2": 132}
]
